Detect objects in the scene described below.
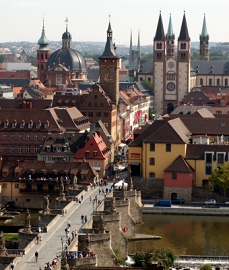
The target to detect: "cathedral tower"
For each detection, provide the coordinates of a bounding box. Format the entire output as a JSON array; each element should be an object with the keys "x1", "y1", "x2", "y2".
[
  {"x1": 153, "y1": 12, "x2": 166, "y2": 115},
  {"x1": 177, "y1": 12, "x2": 191, "y2": 104},
  {"x1": 37, "y1": 18, "x2": 50, "y2": 83},
  {"x1": 99, "y1": 20, "x2": 120, "y2": 106},
  {"x1": 199, "y1": 14, "x2": 209, "y2": 60}
]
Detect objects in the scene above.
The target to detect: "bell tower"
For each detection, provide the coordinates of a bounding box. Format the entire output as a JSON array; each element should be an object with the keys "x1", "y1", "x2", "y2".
[
  {"x1": 199, "y1": 14, "x2": 209, "y2": 60},
  {"x1": 37, "y1": 18, "x2": 50, "y2": 83},
  {"x1": 153, "y1": 12, "x2": 166, "y2": 115},
  {"x1": 99, "y1": 20, "x2": 120, "y2": 106},
  {"x1": 177, "y1": 12, "x2": 191, "y2": 104},
  {"x1": 166, "y1": 14, "x2": 175, "y2": 59}
]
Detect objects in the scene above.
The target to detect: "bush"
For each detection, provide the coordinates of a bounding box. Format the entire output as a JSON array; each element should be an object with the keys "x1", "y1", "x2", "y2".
[{"x1": 200, "y1": 264, "x2": 212, "y2": 270}]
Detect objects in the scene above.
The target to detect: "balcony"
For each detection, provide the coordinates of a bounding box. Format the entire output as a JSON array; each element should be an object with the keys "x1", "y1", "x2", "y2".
[{"x1": 19, "y1": 178, "x2": 70, "y2": 185}]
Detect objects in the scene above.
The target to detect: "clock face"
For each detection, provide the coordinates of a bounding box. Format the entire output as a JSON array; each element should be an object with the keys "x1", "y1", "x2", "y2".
[
  {"x1": 104, "y1": 73, "x2": 112, "y2": 82},
  {"x1": 167, "y1": 82, "x2": 175, "y2": 91},
  {"x1": 168, "y1": 62, "x2": 174, "y2": 68}
]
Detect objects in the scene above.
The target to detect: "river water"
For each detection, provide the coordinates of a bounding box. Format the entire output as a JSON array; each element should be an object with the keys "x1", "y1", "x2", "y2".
[{"x1": 129, "y1": 213, "x2": 229, "y2": 257}]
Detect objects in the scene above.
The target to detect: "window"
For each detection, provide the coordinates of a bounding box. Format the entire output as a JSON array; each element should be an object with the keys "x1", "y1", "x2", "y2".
[
  {"x1": 20, "y1": 123, "x2": 24, "y2": 128},
  {"x1": 166, "y1": 144, "x2": 171, "y2": 152},
  {"x1": 4, "y1": 122, "x2": 8, "y2": 128},
  {"x1": 157, "y1": 53, "x2": 162, "y2": 59},
  {"x1": 205, "y1": 152, "x2": 213, "y2": 175},
  {"x1": 3, "y1": 134, "x2": 6, "y2": 141},
  {"x1": 97, "y1": 112, "x2": 101, "y2": 117},
  {"x1": 149, "y1": 172, "x2": 155, "y2": 178},
  {"x1": 14, "y1": 183, "x2": 19, "y2": 189},
  {"x1": 150, "y1": 143, "x2": 155, "y2": 151},
  {"x1": 167, "y1": 74, "x2": 175, "y2": 80},
  {"x1": 94, "y1": 95, "x2": 97, "y2": 99},
  {"x1": 181, "y1": 43, "x2": 186, "y2": 49},
  {"x1": 27, "y1": 146, "x2": 30, "y2": 153},
  {"x1": 200, "y1": 78, "x2": 203, "y2": 85},
  {"x1": 88, "y1": 102, "x2": 91, "y2": 107},
  {"x1": 172, "y1": 172, "x2": 177, "y2": 179},
  {"x1": 2, "y1": 183, "x2": 7, "y2": 189},
  {"x1": 34, "y1": 146, "x2": 39, "y2": 153},
  {"x1": 35, "y1": 134, "x2": 39, "y2": 141},
  {"x1": 36, "y1": 123, "x2": 40, "y2": 129},
  {"x1": 94, "y1": 102, "x2": 97, "y2": 107},
  {"x1": 101, "y1": 103, "x2": 103, "y2": 106},
  {"x1": 10, "y1": 146, "x2": 15, "y2": 153},
  {"x1": 104, "y1": 112, "x2": 109, "y2": 117},
  {"x1": 149, "y1": 158, "x2": 155, "y2": 165},
  {"x1": 28, "y1": 123, "x2": 32, "y2": 128},
  {"x1": 181, "y1": 53, "x2": 186, "y2": 59},
  {"x1": 44, "y1": 123, "x2": 48, "y2": 129},
  {"x1": 209, "y1": 78, "x2": 212, "y2": 86},
  {"x1": 225, "y1": 79, "x2": 228, "y2": 86},
  {"x1": 217, "y1": 79, "x2": 220, "y2": 86},
  {"x1": 43, "y1": 135, "x2": 46, "y2": 141},
  {"x1": 93, "y1": 151, "x2": 97, "y2": 157},
  {"x1": 19, "y1": 146, "x2": 23, "y2": 153},
  {"x1": 88, "y1": 112, "x2": 93, "y2": 117},
  {"x1": 93, "y1": 162, "x2": 98, "y2": 167},
  {"x1": 85, "y1": 151, "x2": 89, "y2": 157},
  {"x1": 11, "y1": 134, "x2": 15, "y2": 141},
  {"x1": 156, "y1": 43, "x2": 162, "y2": 49},
  {"x1": 217, "y1": 152, "x2": 225, "y2": 167},
  {"x1": 81, "y1": 174, "x2": 86, "y2": 180},
  {"x1": 46, "y1": 146, "x2": 51, "y2": 152},
  {"x1": 3, "y1": 146, "x2": 7, "y2": 153},
  {"x1": 19, "y1": 134, "x2": 23, "y2": 141},
  {"x1": 12, "y1": 122, "x2": 16, "y2": 128},
  {"x1": 27, "y1": 134, "x2": 30, "y2": 141}
]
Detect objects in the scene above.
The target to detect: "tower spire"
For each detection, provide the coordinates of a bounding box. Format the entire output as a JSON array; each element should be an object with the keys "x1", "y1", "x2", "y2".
[
  {"x1": 200, "y1": 14, "x2": 208, "y2": 39},
  {"x1": 99, "y1": 17, "x2": 119, "y2": 59},
  {"x1": 166, "y1": 14, "x2": 174, "y2": 39},
  {"x1": 178, "y1": 12, "x2": 190, "y2": 41},
  {"x1": 129, "y1": 30, "x2": 133, "y2": 65},
  {"x1": 154, "y1": 12, "x2": 165, "y2": 40},
  {"x1": 38, "y1": 16, "x2": 49, "y2": 49}
]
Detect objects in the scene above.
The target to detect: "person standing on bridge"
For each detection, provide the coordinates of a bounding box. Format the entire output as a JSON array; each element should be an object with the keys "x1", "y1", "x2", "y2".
[
  {"x1": 35, "y1": 251, "x2": 38, "y2": 263},
  {"x1": 81, "y1": 214, "x2": 84, "y2": 223},
  {"x1": 10, "y1": 261, "x2": 14, "y2": 269}
]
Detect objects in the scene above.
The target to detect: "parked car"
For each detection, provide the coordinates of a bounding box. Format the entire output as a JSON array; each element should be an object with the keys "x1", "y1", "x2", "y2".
[
  {"x1": 205, "y1": 199, "x2": 216, "y2": 205},
  {"x1": 225, "y1": 201, "x2": 229, "y2": 206},
  {"x1": 171, "y1": 198, "x2": 185, "y2": 204}
]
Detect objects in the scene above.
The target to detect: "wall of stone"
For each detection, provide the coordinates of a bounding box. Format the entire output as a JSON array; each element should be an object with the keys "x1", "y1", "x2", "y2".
[
  {"x1": 115, "y1": 199, "x2": 135, "y2": 238},
  {"x1": 132, "y1": 177, "x2": 164, "y2": 199},
  {"x1": 164, "y1": 187, "x2": 192, "y2": 202},
  {"x1": 126, "y1": 191, "x2": 142, "y2": 223},
  {"x1": 18, "y1": 230, "x2": 37, "y2": 249},
  {"x1": 78, "y1": 233, "x2": 118, "y2": 267},
  {"x1": 67, "y1": 257, "x2": 96, "y2": 268}
]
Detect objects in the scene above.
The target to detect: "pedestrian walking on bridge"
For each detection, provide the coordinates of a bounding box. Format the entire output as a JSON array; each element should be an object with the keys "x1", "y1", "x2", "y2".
[
  {"x1": 35, "y1": 251, "x2": 38, "y2": 263},
  {"x1": 81, "y1": 214, "x2": 84, "y2": 223}
]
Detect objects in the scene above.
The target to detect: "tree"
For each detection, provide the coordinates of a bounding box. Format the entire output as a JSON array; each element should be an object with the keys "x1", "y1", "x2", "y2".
[
  {"x1": 209, "y1": 162, "x2": 229, "y2": 199},
  {"x1": 149, "y1": 107, "x2": 154, "y2": 121},
  {"x1": 0, "y1": 54, "x2": 7, "y2": 63},
  {"x1": 200, "y1": 264, "x2": 212, "y2": 270},
  {"x1": 191, "y1": 51, "x2": 199, "y2": 60},
  {"x1": 133, "y1": 248, "x2": 176, "y2": 269}
]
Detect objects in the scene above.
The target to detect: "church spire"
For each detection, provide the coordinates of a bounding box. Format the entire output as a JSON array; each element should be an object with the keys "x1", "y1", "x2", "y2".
[
  {"x1": 178, "y1": 12, "x2": 190, "y2": 41},
  {"x1": 129, "y1": 30, "x2": 133, "y2": 65},
  {"x1": 38, "y1": 17, "x2": 49, "y2": 50},
  {"x1": 154, "y1": 12, "x2": 165, "y2": 41},
  {"x1": 138, "y1": 30, "x2": 140, "y2": 59},
  {"x1": 200, "y1": 14, "x2": 209, "y2": 39},
  {"x1": 166, "y1": 14, "x2": 175, "y2": 39},
  {"x1": 99, "y1": 17, "x2": 119, "y2": 59}
]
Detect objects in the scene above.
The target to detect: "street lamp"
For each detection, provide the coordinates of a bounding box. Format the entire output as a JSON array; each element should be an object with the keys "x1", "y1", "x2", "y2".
[{"x1": 61, "y1": 237, "x2": 63, "y2": 257}]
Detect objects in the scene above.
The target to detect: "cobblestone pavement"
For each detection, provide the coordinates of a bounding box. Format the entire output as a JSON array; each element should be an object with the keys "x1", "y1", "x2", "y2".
[{"x1": 14, "y1": 184, "x2": 111, "y2": 270}]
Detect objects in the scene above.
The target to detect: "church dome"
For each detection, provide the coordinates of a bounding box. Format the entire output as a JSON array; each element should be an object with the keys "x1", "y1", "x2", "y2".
[
  {"x1": 62, "y1": 31, "x2": 72, "y2": 40},
  {"x1": 46, "y1": 48, "x2": 86, "y2": 73}
]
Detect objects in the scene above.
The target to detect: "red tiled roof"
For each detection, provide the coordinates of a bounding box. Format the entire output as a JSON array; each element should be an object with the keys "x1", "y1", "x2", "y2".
[{"x1": 164, "y1": 155, "x2": 195, "y2": 173}]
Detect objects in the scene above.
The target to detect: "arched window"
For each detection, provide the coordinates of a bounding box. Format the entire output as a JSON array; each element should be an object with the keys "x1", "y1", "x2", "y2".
[
  {"x1": 148, "y1": 78, "x2": 151, "y2": 82},
  {"x1": 140, "y1": 77, "x2": 143, "y2": 81},
  {"x1": 41, "y1": 54, "x2": 43, "y2": 60}
]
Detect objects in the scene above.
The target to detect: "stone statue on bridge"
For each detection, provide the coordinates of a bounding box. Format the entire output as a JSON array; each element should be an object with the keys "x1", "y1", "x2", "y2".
[
  {"x1": 0, "y1": 231, "x2": 7, "y2": 256},
  {"x1": 85, "y1": 233, "x2": 91, "y2": 254},
  {"x1": 23, "y1": 209, "x2": 32, "y2": 233},
  {"x1": 60, "y1": 181, "x2": 65, "y2": 195},
  {"x1": 43, "y1": 195, "x2": 50, "y2": 214},
  {"x1": 121, "y1": 181, "x2": 126, "y2": 199},
  {"x1": 111, "y1": 197, "x2": 116, "y2": 213},
  {"x1": 73, "y1": 174, "x2": 78, "y2": 189}
]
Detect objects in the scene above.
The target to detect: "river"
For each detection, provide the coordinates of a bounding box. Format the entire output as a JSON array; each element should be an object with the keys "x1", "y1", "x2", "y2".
[{"x1": 128, "y1": 213, "x2": 229, "y2": 256}]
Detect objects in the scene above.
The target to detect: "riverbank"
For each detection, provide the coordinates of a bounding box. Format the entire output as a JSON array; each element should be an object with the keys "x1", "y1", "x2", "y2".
[{"x1": 142, "y1": 204, "x2": 229, "y2": 216}]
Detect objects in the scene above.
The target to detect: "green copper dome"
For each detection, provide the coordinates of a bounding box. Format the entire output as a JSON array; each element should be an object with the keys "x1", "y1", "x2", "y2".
[{"x1": 38, "y1": 19, "x2": 49, "y2": 50}]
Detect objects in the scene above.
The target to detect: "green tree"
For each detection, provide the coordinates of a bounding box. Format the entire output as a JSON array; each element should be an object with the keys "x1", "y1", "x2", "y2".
[
  {"x1": 209, "y1": 162, "x2": 229, "y2": 199},
  {"x1": 149, "y1": 107, "x2": 154, "y2": 121},
  {"x1": 133, "y1": 248, "x2": 176, "y2": 269},
  {"x1": 0, "y1": 54, "x2": 7, "y2": 63},
  {"x1": 191, "y1": 50, "x2": 199, "y2": 60}
]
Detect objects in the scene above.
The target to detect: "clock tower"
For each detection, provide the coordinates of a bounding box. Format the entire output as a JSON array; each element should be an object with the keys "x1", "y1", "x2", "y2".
[{"x1": 99, "y1": 20, "x2": 120, "y2": 106}]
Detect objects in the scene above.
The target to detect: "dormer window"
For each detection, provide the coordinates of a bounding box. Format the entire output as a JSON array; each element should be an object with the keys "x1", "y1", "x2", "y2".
[
  {"x1": 46, "y1": 146, "x2": 51, "y2": 152},
  {"x1": 12, "y1": 121, "x2": 16, "y2": 128},
  {"x1": 85, "y1": 151, "x2": 89, "y2": 157},
  {"x1": 36, "y1": 123, "x2": 40, "y2": 129},
  {"x1": 28, "y1": 122, "x2": 32, "y2": 129},
  {"x1": 44, "y1": 123, "x2": 48, "y2": 129},
  {"x1": 93, "y1": 151, "x2": 97, "y2": 157},
  {"x1": 20, "y1": 121, "x2": 25, "y2": 128},
  {"x1": 4, "y1": 122, "x2": 8, "y2": 128}
]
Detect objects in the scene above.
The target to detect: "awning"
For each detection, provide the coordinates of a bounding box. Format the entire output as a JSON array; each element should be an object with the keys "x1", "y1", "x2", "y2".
[
  {"x1": 93, "y1": 167, "x2": 100, "y2": 171},
  {"x1": 119, "y1": 143, "x2": 127, "y2": 148}
]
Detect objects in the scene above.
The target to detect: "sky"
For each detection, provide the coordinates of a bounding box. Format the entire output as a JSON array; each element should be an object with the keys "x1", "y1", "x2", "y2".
[{"x1": 0, "y1": 0, "x2": 228, "y2": 46}]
